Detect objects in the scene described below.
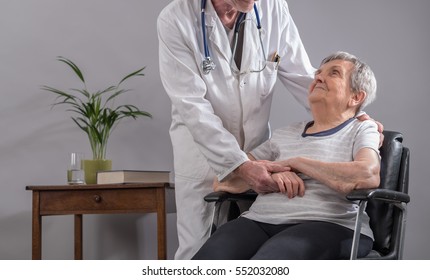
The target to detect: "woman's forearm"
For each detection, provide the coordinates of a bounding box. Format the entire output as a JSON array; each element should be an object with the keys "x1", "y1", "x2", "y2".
[{"x1": 281, "y1": 148, "x2": 380, "y2": 194}]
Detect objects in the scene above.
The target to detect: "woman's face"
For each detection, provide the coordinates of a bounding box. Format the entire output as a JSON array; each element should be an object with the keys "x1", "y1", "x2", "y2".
[
  {"x1": 223, "y1": 0, "x2": 257, "y2": 12},
  {"x1": 308, "y1": 59, "x2": 356, "y2": 112}
]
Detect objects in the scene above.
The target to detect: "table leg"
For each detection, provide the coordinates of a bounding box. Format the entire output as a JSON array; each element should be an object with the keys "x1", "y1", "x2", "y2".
[
  {"x1": 157, "y1": 187, "x2": 167, "y2": 260},
  {"x1": 32, "y1": 191, "x2": 42, "y2": 260},
  {"x1": 74, "y1": 214, "x2": 83, "y2": 260}
]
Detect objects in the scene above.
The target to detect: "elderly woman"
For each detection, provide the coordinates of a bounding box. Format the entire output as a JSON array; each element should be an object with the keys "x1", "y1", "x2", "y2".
[{"x1": 192, "y1": 51, "x2": 381, "y2": 260}]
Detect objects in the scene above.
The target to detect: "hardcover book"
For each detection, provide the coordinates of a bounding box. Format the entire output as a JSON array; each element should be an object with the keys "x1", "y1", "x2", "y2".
[{"x1": 96, "y1": 170, "x2": 170, "y2": 184}]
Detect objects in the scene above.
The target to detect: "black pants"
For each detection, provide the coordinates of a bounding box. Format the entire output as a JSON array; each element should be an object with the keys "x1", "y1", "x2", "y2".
[{"x1": 192, "y1": 217, "x2": 373, "y2": 260}]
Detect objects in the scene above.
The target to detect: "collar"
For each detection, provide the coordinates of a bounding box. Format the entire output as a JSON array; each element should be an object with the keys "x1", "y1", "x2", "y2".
[
  {"x1": 203, "y1": 1, "x2": 264, "y2": 27},
  {"x1": 302, "y1": 117, "x2": 356, "y2": 138}
]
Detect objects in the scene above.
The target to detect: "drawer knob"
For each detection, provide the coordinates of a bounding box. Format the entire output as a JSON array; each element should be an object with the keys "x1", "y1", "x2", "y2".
[{"x1": 93, "y1": 195, "x2": 102, "y2": 203}]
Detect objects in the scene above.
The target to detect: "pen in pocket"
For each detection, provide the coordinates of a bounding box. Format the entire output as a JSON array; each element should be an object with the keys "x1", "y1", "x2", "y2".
[{"x1": 271, "y1": 52, "x2": 281, "y2": 69}]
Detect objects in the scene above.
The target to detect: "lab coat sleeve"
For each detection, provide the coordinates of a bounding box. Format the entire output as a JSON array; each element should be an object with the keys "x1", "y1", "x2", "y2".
[
  {"x1": 157, "y1": 13, "x2": 249, "y2": 180},
  {"x1": 276, "y1": 1, "x2": 315, "y2": 113}
]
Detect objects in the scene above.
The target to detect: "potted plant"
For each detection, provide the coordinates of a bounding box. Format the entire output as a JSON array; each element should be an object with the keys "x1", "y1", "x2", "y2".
[{"x1": 43, "y1": 56, "x2": 152, "y2": 184}]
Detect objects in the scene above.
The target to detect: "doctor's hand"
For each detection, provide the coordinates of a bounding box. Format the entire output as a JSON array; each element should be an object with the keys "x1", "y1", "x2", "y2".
[
  {"x1": 213, "y1": 177, "x2": 251, "y2": 194},
  {"x1": 234, "y1": 160, "x2": 290, "y2": 194}
]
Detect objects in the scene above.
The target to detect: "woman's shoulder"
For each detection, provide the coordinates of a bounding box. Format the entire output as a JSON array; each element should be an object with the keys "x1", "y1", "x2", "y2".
[
  {"x1": 350, "y1": 118, "x2": 378, "y2": 132},
  {"x1": 272, "y1": 121, "x2": 309, "y2": 137}
]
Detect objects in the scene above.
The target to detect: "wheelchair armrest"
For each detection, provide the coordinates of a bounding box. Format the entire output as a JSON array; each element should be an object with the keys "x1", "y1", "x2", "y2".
[
  {"x1": 346, "y1": 188, "x2": 410, "y2": 204},
  {"x1": 204, "y1": 190, "x2": 258, "y2": 203}
]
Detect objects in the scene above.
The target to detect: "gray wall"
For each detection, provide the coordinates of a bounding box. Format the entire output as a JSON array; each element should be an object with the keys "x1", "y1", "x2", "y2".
[{"x1": 0, "y1": 0, "x2": 429, "y2": 259}]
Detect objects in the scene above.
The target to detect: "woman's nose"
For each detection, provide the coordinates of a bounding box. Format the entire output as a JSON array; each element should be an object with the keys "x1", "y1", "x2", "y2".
[{"x1": 314, "y1": 72, "x2": 324, "y2": 83}]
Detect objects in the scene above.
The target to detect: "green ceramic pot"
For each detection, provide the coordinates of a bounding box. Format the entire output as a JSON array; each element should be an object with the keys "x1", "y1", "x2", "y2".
[{"x1": 83, "y1": 159, "x2": 112, "y2": 184}]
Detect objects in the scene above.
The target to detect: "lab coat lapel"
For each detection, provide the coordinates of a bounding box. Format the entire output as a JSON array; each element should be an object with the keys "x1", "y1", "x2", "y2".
[
  {"x1": 203, "y1": 2, "x2": 267, "y2": 71},
  {"x1": 240, "y1": 7, "x2": 266, "y2": 73},
  {"x1": 205, "y1": 1, "x2": 232, "y2": 64}
]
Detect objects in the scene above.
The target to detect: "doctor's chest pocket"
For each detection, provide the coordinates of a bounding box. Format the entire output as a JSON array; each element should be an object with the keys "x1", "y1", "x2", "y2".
[{"x1": 259, "y1": 61, "x2": 278, "y2": 98}]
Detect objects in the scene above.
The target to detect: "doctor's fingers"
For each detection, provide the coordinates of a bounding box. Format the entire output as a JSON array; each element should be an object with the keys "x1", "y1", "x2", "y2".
[
  {"x1": 261, "y1": 161, "x2": 290, "y2": 173},
  {"x1": 375, "y1": 121, "x2": 384, "y2": 147}
]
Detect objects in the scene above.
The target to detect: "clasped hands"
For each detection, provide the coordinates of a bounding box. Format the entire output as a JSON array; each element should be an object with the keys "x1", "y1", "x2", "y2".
[{"x1": 214, "y1": 160, "x2": 305, "y2": 199}]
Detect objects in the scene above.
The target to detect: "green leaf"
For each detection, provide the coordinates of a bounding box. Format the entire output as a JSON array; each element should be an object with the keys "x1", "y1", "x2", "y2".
[
  {"x1": 118, "y1": 66, "x2": 145, "y2": 86},
  {"x1": 57, "y1": 56, "x2": 86, "y2": 84},
  {"x1": 105, "y1": 89, "x2": 130, "y2": 103}
]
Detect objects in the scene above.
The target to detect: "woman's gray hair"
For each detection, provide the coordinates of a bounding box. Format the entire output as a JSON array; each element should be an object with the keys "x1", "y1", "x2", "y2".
[{"x1": 321, "y1": 51, "x2": 377, "y2": 110}]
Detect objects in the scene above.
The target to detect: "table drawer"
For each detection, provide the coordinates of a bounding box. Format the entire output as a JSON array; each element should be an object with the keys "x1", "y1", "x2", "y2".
[{"x1": 39, "y1": 188, "x2": 160, "y2": 214}]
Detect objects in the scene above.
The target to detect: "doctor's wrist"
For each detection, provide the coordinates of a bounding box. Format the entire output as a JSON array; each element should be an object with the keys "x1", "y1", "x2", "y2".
[{"x1": 233, "y1": 160, "x2": 251, "y2": 177}]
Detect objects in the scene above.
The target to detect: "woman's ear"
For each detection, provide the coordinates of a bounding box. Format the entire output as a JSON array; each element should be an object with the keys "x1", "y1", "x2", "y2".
[{"x1": 349, "y1": 90, "x2": 367, "y2": 108}]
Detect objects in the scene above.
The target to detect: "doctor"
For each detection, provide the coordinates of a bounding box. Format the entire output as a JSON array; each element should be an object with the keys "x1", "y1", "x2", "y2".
[{"x1": 158, "y1": 0, "x2": 315, "y2": 259}]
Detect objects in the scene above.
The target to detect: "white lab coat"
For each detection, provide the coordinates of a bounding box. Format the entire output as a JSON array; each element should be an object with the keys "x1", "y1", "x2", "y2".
[{"x1": 157, "y1": 0, "x2": 315, "y2": 259}]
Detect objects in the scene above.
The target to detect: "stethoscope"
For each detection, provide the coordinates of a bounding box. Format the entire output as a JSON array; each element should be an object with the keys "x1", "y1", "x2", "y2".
[{"x1": 201, "y1": 0, "x2": 265, "y2": 75}]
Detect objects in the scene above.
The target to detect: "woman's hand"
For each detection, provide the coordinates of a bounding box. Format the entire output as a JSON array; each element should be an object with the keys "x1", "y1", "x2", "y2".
[
  {"x1": 271, "y1": 171, "x2": 305, "y2": 199},
  {"x1": 234, "y1": 160, "x2": 289, "y2": 193}
]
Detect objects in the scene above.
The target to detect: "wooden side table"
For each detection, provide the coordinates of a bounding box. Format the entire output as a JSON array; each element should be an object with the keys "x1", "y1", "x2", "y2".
[{"x1": 26, "y1": 183, "x2": 169, "y2": 260}]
